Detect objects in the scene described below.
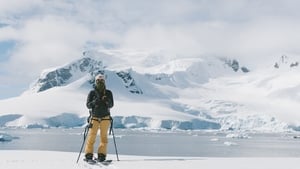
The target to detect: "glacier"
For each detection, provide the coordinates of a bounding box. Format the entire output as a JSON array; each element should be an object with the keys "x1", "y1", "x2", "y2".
[{"x1": 0, "y1": 50, "x2": 300, "y2": 132}]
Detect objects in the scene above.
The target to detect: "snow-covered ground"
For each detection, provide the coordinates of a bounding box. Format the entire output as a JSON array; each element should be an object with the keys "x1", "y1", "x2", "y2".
[
  {"x1": 1, "y1": 50, "x2": 300, "y2": 132},
  {"x1": 0, "y1": 150, "x2": 299, "y2": 169}
]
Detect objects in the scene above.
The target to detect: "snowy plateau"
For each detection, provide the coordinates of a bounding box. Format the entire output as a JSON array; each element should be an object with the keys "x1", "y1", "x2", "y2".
[{"x1": 0, "y1": 50, "x2": 300, "y2": 132}]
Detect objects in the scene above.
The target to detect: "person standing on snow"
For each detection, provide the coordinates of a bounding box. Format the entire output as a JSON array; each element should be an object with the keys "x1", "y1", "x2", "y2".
[{"x1": 84, "y1": 74, "x2": 114, "y2": 162}]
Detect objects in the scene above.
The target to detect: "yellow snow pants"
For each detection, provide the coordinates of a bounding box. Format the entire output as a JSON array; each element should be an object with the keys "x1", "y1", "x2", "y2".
[{"x1": 84, "y1": 115, "x2": 111, "y2": 155}]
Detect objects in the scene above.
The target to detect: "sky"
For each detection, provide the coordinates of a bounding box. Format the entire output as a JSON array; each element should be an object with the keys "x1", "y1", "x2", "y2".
[{"x1": 1, "y1": 0, "x2": 300, "y2": 99}]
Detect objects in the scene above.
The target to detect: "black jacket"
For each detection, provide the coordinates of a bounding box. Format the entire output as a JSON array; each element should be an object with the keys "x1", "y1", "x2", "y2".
[{"x1": 86, "y1": 89, "x2": 114, "y2": 118}]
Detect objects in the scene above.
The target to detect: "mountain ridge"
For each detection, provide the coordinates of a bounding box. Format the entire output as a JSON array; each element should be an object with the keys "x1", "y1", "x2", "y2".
[{"x1": 1, "y1": 50, "x2": 300, "y2": 132}]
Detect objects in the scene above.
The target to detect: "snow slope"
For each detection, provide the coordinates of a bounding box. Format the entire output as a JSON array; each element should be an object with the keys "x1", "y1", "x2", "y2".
[
  {"x1": 0, "y1": 50, "x2": 300, "y2": 132},
  {"x1": 0, "y1": 150, "x2": 299, "y2": 169}
]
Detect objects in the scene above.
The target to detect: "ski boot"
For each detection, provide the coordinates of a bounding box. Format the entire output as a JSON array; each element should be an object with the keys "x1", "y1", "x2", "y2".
[
  {"x1": 97, "y1": 153, "x2": 106, "y2": 162},
  {"x1": 84, "y1": 153, "x2": 96, "y2": 164}
]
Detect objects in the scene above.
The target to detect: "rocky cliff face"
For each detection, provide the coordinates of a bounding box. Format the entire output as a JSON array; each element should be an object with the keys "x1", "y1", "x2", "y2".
[
  {"x1": 116, "y1": 70, "x2": 143, "y2": 94},
  {"x1": 220, "y1": 58, "x2": 250, "y2": 73},
  {"x1": 29, "y1": 57, "x2": 104, "y2": 92},
  {"x1": 274, "y1": 55, "x2": 299, "y2": 69}
]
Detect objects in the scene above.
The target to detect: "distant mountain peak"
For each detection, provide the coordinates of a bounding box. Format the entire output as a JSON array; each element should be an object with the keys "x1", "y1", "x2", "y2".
[
  {"x1": 219, "y1": 57, "x2": 250, "y2": 73},
  {"x1": 28, "y1": 57, "x2": 104, "y2": 93},
  {"x1": 274, "y1": 55, "x2": 299, "y2": 69}
]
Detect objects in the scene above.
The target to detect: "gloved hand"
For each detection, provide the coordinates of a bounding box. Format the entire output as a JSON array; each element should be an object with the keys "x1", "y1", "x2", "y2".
[
  {"x1": 102, "y1": 96, "x2": 109, "y2": 105},
  {"x1": 89, "y1": 98, "x2": 99, "y2": 108}
]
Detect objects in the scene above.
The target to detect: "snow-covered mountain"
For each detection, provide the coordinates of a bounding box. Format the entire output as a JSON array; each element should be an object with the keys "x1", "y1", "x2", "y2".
[
  {"x1": 27, "y1": 57, "x2": 104, "y2": 93},
  {"x1": 1, "y1": 50, "x2": 300, "y2": 132}
]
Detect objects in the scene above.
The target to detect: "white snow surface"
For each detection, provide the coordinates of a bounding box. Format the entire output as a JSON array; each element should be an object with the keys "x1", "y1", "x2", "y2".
[
  {"x1": 1, "y1": 50, "x2": 300, "y2": 131},
  {"x1": 0, "y1": 150, "x2": 299, "y2": 169}
]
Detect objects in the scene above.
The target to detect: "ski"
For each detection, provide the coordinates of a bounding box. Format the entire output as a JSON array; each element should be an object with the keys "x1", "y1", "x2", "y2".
[
  {"x1": 83, "y1": 158, "x2": 97, "y2": 165},
  {"x1": 83, "y1": 156, "x2": 113, "y2": 166},
  {"x1": 95, "y1": 159, "x2": 113, "y2": 166}
]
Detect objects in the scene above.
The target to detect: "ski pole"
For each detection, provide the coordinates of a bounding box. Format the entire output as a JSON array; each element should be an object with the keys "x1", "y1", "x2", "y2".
[
  {"x1": 76, "y1": 122, "x2": 91, "y2": 163},
  {"x1": 110, "y1": 118, "x2": 120, "y2": 161}
]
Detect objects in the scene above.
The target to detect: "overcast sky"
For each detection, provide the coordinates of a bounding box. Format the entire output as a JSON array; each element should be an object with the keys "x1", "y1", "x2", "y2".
[{"x1": 1, "y1": 0, "x2": 300, "y2": 99}]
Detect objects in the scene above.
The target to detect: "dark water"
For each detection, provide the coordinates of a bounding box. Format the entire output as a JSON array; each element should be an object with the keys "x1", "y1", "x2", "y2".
[{"x1": 1, "y1": 128, "x2": 300, "y2": 157}]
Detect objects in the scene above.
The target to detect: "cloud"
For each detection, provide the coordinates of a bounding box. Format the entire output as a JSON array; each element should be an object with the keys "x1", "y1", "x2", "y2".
[
  {"x1": 1, "y1": 0, "x2": 300, "y2": 98},
  {"x1": 0, "y1": 0, "x2": 41, "y2": 14},
  {"x1": 120, "y1": 19, "x2": 300, "y2": 66},
  {"x1": 1, "y1": 16, "x2": 91, "y2": 78}
]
